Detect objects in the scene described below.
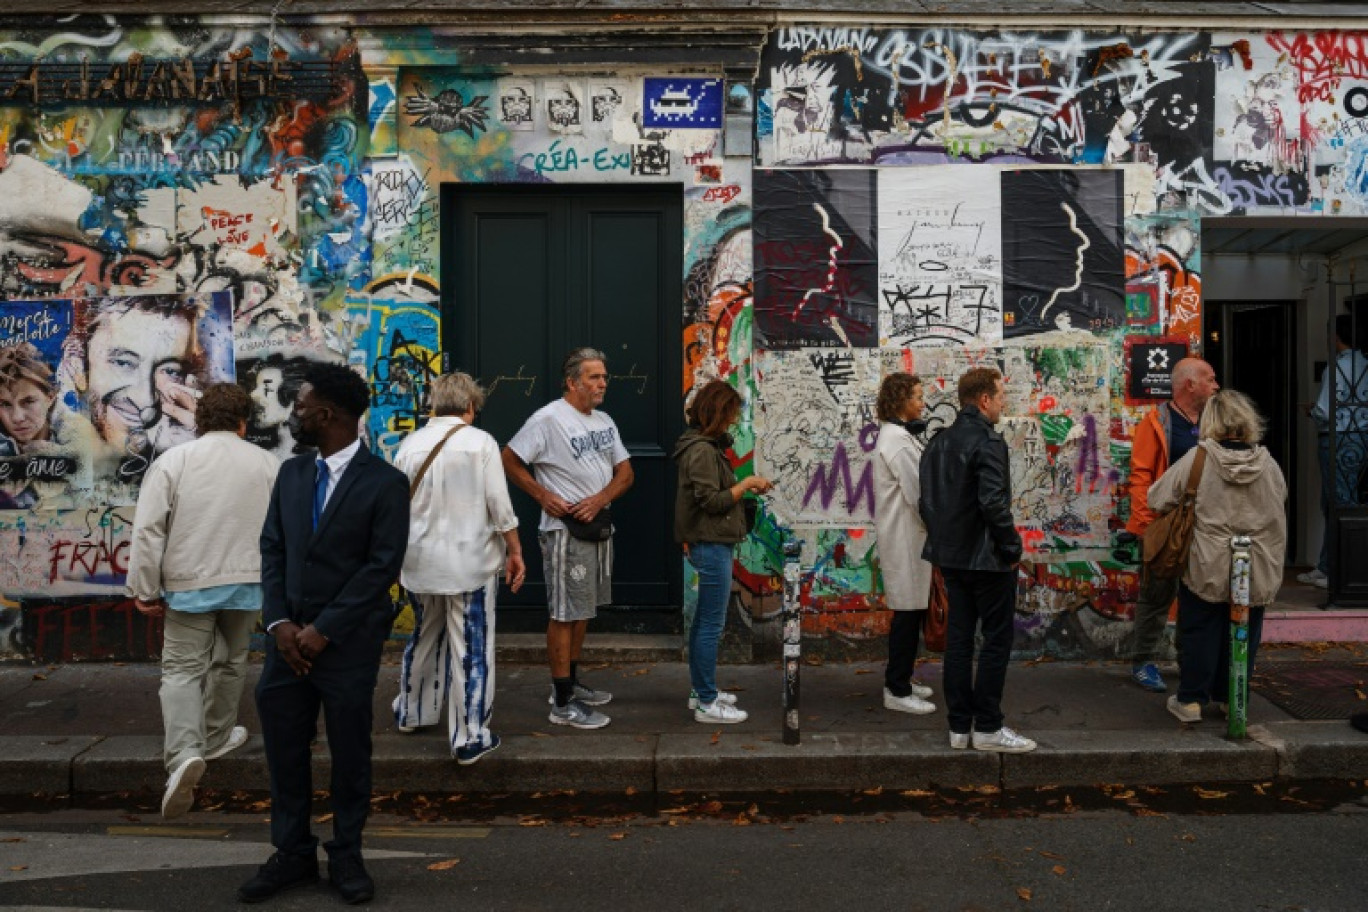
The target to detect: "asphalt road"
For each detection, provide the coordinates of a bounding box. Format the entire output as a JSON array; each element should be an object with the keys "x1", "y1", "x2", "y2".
[{"x1": 1, "y1": 799, "x2": 1366, "y2": 912}]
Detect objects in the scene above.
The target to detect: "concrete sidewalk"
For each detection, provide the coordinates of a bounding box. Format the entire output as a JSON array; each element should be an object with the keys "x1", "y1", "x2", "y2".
[{"x1": 3, "y1": 647, "x2": 1366, "y2": 802}]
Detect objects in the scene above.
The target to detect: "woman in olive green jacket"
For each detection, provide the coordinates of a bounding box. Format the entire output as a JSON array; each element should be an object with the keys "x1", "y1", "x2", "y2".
[{"x1": 673, "y1": 380, "x2": 772, "y2": 724}]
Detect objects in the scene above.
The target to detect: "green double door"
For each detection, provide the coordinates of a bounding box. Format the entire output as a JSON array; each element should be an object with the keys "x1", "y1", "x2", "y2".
[{"x1": 443, "y1": 186, "x2": 684, "y2": 631}]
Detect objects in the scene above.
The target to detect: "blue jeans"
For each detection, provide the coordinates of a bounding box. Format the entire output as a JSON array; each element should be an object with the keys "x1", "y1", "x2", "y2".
[
  {"x1": 687, "y1": 542, "x2": 734, "y2": 706},
  {"x1": 1316, "y1": 432, "x2": 1367, "y2": 574}
]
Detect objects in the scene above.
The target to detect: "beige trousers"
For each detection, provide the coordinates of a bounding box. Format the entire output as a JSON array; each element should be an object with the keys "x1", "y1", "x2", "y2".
[{"x1": 160, "y1": 608, "x2": 258, "y2": 773}]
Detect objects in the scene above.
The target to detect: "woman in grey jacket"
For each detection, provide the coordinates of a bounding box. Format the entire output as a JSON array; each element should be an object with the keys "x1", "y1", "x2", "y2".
[
  {"x1": 673, "y1": 380, "x2": 771, "y2": 724},
  {"x1": 1148, "y1": 390, "x2": 1287, "y2": 723}
]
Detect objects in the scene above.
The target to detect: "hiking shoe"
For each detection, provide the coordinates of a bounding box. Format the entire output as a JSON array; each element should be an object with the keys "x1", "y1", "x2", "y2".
[
  {"x1": 455, "y1": 734, "x2": 501, "y2": 766},
  {"x1": 161, "y1": 756, "x2": 205, "y2": 819},
  {"x1": 883, "y1": 688, "x2": 936, "y2": 715},
  {"x1": 328, "y1": 855, "x2": 375, "y2": 905},
  {"x1": 549, "y1": 699, "x2": 611, "y2": 729},
  {"x1": 1296, "y1": 569, "x2": 1328, "y2": 588},
  {"x1": 1131, "y1": 663, "x2": 1167, "y2": 693},
  {"x1": 972, "y1": 727, "x2": 1037, "y2": 753},
  {"x1": 688, "y1": 690, "x2": 738, "y2": 710},
  {"x1": 695, "y1": 700, "x2": 748, "y2": 724},
  {"x1": 205, "y1": 725, "x2": 249, "y2": 761},
  {"x1": 1167, "y1": 695, "x2": 1202, "y2": 723},
  {"x1": 949, "y1": 731, "x2": 970, "y2": 750},
  {"x1": 547, "y1": 682, "x2": 613, "y2": 707},
  {"x1": 238, "y1": 852, "x2": 319, "y2": 904}
]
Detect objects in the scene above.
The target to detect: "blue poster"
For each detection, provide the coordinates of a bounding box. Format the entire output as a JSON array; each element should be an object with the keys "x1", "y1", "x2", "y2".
[{"x1": 642, "y1": 77, "x2": 723, "y2": 129}]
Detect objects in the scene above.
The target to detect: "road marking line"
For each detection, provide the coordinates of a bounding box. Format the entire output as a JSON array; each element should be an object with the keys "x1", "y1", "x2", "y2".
[
  {"x1": 368, "y1": 826, "x2": 491, "y2": 839},
  {"x1": 106, "y1": 826, "x2": 230, "y2": 838}
]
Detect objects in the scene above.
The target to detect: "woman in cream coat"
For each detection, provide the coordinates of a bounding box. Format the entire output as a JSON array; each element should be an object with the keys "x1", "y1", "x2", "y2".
[
  {"x1": 873, "y1": 372, "x2": 937, "y2": 716},
  {"x1": 1148, "y1": 389, "x2": 1286, "y2": 724}
]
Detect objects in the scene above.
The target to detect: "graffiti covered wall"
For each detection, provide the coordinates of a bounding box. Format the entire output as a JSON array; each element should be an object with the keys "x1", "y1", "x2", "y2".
[{"x1": 1, "y1": 16, "x2": 1367, "y2": 660}]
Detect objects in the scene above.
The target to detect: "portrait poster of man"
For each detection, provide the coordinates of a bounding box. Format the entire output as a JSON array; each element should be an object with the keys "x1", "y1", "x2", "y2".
[{"x1": 0, "y1": 291, "x2": 237, "y2": 505}]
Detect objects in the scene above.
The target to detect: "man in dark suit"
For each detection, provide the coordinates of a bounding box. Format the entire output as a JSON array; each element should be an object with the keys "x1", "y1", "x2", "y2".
[{"x1": 238, "y1": 363, "x2": 409, "y2": 905}]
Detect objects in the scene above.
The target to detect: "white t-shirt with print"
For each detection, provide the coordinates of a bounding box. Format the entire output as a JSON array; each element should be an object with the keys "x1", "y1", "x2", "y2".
[{"x1": 507, "y1": 398, "x2": 631, "y2": 532}]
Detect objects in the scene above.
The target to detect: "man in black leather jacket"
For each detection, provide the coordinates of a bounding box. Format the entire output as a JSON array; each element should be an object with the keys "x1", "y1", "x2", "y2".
[{"x1": 919, "y1": 367, "x2": 1036, "y2": 753}]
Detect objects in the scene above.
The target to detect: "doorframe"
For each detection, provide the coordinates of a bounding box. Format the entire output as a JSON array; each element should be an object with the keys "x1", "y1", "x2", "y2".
[
  {"x1": 1203, "y1": 298, "x2": 1299, "y2": 563},
  {"x1": 438, "y1": 182, "x2": 688, "y2": 633}
]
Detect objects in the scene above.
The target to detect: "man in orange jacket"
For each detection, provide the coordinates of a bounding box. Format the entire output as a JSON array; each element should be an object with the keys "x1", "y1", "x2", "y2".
[{"x1": 1125, "y1": 357, "x2": 1219, "y2": 692}]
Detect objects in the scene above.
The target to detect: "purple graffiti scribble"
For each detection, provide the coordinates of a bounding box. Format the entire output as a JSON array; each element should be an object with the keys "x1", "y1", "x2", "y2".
[
  {"x1": 803, "y1": 441, "x2": 875, "y2": 516},
  {"x1": 1075, "y1": 414, "x2": 1102, "y2": 494}
]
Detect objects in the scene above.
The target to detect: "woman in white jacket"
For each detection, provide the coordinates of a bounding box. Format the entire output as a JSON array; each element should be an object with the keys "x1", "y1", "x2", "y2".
[{"x1": 873, "y1": 372, "x2": 936, "y2": 715}]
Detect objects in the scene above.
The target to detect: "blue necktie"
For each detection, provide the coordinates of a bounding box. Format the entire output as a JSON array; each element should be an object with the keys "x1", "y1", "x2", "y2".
[{"x1": 313, "y1": 458, "x2": 330, "y2": 530}]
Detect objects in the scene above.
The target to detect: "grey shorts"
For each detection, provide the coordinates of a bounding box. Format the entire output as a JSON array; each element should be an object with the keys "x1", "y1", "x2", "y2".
[{"x1": 540, "y1": 529, "x2": 613, "y2": 623}]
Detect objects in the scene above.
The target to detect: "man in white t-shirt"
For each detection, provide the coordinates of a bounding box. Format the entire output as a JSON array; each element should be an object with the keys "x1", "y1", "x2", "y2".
[{"x1": 503, "y1": 347, "x2": 634, "y2": 729}]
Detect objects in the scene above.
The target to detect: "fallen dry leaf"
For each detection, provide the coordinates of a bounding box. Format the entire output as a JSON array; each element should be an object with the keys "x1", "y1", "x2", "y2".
[
  {"x1": 1052, "y1": 865, "x2": 1067, "y2": 876},
  {"x1": 1134, "y1": 808, "x2": 1167, "y2": 818},
  {"x1": 426, "y1": 858, "x2": 461, "y2": 871},
  {"x1": 0, "y1": 838, "x2": 25, "y2": 843},
  {"x1": 900, "y1": 789, "x2": 933, "y2": 798},
  {"x1": 710, "y1": 731, "x2": 721, "y2": 745},
  {"x1": 624, "y1": 787, "x2": 637, "y2": 796},
  {"x1": 631, "y1": 668, "x2": 650, "y2": 676},
  {"x1": 314, "y1": 813, "x2": 334, "y2": 824},
  {"x1": 31, "y1": 673, "x2": 45, "y2": 681},
  {"x1": 861, "y1": 786, "x2": 884, "y2": 796},
  {"x1": 1194, "y1": 788, "x2": 1230, "y2": 799},
  {"x1": 1038, "y1": 850, "x2": 1065, "y2": 861},
  {"x1": 608, "y1": 832, "x2": 627, "y2": 840},
  {"x1": 1355, "y1": 688, "x2": 1366, "y2": 701},
  {"x1": 1017, "y1": 887, "x2": 1032, "y2": 901},
  {"x1": 854, "y1": 669, "x2": 873, "y2": 675},
  {"x1": 731, "y1": 814, "x2": 751, "y2": 826},
  {"x1": 9, "y1": 865, "x2": 27, "y2": 872},
  {"x1": 530, "y1": 732, "x2": 551, "y2": 738},
  {"x1": 701, "y1": 800, "x2": 724, "y2": 814}
]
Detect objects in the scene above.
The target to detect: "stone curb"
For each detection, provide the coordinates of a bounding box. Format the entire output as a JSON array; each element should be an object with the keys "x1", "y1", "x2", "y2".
[{"x1": 14, "y1": 725, "x2": 1360, "y2": 802}]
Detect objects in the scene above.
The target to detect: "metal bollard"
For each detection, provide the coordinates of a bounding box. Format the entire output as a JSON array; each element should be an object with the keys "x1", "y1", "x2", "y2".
[
  {"x1": 1227, "y1": 535, "x2": 1252, "y2": 740},
  {"x1": 780, "y1": 530, "x2": 803, "y2": 745}
]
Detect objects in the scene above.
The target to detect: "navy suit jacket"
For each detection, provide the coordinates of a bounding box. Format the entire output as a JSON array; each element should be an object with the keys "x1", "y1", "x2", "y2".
[{"x1": 260, "y1": 442, "x2": 410, "y2": 649}]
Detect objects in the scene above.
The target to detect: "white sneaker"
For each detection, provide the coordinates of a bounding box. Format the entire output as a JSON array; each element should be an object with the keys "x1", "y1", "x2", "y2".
[
  {"x1": 547, "y1": 682, "x2": 613, "y2": 707},
  {"x1": 972, "y1": 726, "x2": 1037, "y2": 753},
  {"x1": 687, "y1": 691, "x2": 738, "y2": 710},
  {"x1": 161, "y1": 756, "x2": 205, "y2": 819},
  {"x1": 205, "y1": 725, "x2": 249, "y2": 761},
  {"x1": 694, "y1": 700, "x2": 748, "y2": 724},
  {"x1": 1296, "y1": 569, "x2": 1328, "y2": 588},
  {"x1": 949, "y1": 731, "x2": 970, "y2": 750},
  {"x1": 909, "y1": 681, "x2": 934, "y2": 699},
  {"x1": 1167, "y1": 694, "x2": 1202, "y2": 724},
  {"x1": 883, "y1": 688, "x2": 936, "y2": 715}
]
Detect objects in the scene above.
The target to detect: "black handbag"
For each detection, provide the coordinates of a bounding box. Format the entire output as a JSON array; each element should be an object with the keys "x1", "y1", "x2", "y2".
[{"x1": 563, "y1": 505, "x2": 613, "y2": 542}]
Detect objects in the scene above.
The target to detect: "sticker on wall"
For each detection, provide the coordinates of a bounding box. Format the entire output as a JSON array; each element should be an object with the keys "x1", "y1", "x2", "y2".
[
  {"x1": 543, "y1": 80, "x2": 585, "y2": 134},
  {"x1": 497, "y1": 79, "x2": 535, "y2": 131},
  {"x1": 643, "y1": 77, "x2": 723, "y2": 129},
  {"x1": 589, "y1": 83, "x2": 626, "y2": 127},
  {"x1": 403, "y1": 83, "x2": 490, "y2": 137}
]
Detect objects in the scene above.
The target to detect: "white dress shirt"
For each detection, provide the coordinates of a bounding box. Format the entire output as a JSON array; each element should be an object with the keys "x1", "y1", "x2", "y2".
[{"x1": 317, "y1": 437, "x2": 361, "y2": 511}]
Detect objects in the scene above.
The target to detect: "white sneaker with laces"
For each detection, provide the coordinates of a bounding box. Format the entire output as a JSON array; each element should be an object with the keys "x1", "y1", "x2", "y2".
[
  {"x1": 694, "y1": 700, "x2": 748, "y2": 724},
  {"x1": 883, "y1": 688, "x2": 936, "y2": 715},
  {"x1": 688, "y1": 691, "x2": 738, "y2": 710},
  {"x1": 205, "y1": 725, "x2": 249, "y2": 761},
  {"x1": 909, "y1": 681, "x2": 934, "y2": 699},
  {"x1": 972, "y1": 726, "x2": 1037, "y2": 753},
  {"x1": 949, "y1": 731, "x2": 970, "y2": 750},
  {"x1": 1296, "y1": 569, "x2": 1328, "y2": 588},
  {"x1": 161, "y1": 756, "x2": 206, "y2": 819}
]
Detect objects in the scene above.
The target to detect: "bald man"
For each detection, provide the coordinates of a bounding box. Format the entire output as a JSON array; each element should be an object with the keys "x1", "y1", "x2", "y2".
[{"x1": 1125, "y1": 357, "x2": 1219, "y2": 693}]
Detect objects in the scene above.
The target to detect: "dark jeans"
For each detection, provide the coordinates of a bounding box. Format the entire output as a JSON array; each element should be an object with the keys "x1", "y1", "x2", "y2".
[
  {"x1": 257, "y1": 637, "x2": 382, "y2": 862},
  {"x1": 1175, "y1": 583, "x2": 1265, "y2": 706},
  {"x1": 942, "y1": 568, "x2": 1017, "y2": 734},
  {"x1": 884, "y1": 611, "x2": 924, "y2": 697},
  {"x1": 1128, "y1": 564, "x2": 1179, "y2": 665}
]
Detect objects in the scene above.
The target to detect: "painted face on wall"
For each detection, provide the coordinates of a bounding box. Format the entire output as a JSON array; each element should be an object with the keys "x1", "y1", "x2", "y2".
[
  {"x1": 250, "y1": 367, "x2": 293, "y2": 429},
  {"x1": 0, "y1": 379, "x2": 55, "y2": 447},
  {"x1": 85, "y1": 307, "x2": 194, "y2": 447}
]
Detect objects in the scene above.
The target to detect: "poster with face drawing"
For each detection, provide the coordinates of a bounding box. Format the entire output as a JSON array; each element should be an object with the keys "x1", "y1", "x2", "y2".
[
  {"x1": 879, "y1": 167, "x2": 1003, "y2": 348},
  {"x1": 0, "y1": 291, "x2": 238, "y2": 505},
  {"x1": 542, "y1": 80, "x2": 585, "y2": 134},
  {"x1": 497, "y1": 78, "x2": 535, "y2": 131},
  {"x1": 1001, "y1": 169, "x2": 1125, "y2": 338},
  {"x1": 588, "y1": 82, "x2": 628, "y2": 137}
]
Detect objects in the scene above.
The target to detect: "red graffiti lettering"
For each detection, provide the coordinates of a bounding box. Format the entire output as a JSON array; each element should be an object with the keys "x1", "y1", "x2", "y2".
[{"x1": 703, "y1": 184, "x2": 741, "y2": 204}]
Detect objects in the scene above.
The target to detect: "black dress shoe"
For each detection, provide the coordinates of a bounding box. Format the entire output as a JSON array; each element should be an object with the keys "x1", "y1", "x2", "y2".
[
  {"x1": 1351, "y1": 711, "x2": 1368, "y2": 735},
  {"x1": 238, "y1": 851, "x2": 319, "y2": 903},
  {"x1": 328, "y1": 855, "x2": 375, "y2": 905}
]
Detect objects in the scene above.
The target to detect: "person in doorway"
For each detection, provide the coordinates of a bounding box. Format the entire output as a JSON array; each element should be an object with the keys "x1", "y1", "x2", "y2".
[
  {"x1": 1148, "y1": 390, "x2": 1286, "y2": 723},
  {"x1": 1125, "y1": 357, "x2": 1220, "y2": 692},
  {"x1": 1300, "y1": 314, "x2": 1368, "y2": 590},
  {"x1": 393, "y1": 372, "x2": 524, "y2": 764},
  {"x1": 125, "y1": 383, "x2": 279, "y2": 819},
  {"x1": 919, "y1": 368, "x2": 1034, "y2": 753},
  {"x1": 240, "y1": 364, "x2": 409, "y2": 905},
  {"x1": 503, "y1": 347, "x2": 634, "y2": 730},
  {"x1": 872, "y1": 372, "x2": 936, "y2": 716},
  {"x1": 673, "y1": 379, "x2": 772, "y2": 724}
]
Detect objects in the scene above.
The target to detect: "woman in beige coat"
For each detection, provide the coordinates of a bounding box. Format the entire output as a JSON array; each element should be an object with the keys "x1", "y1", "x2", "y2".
[
  {"x1": 1148, "y1": 390, "x2": 1287, "y2": 724},
  {"x1": 873, "y1": 372, "x2": 936, "y2": 716}
]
